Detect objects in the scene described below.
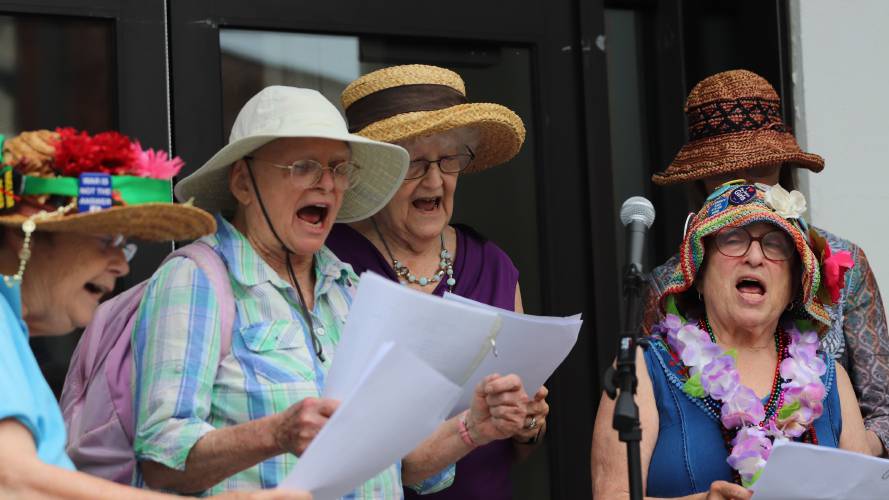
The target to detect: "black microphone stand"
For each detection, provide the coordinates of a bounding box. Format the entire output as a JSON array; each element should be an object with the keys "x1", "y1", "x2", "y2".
[{"x1": 603, "y1": 261, "x2": 646, "y2": 500}]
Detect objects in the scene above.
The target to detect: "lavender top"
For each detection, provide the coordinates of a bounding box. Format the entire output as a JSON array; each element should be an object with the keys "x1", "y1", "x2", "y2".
[{"x1": 327, "y1": 223, "x2": 520, "y2": 500}]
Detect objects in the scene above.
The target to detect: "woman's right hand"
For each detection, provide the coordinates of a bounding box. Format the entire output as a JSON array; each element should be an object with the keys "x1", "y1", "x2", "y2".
[
  {"x1": 700, "y1": 480, "x2": 752, "y2": 500},
  {"x1": 272, "y1": 397, "x2": 340, "y2": 456}
]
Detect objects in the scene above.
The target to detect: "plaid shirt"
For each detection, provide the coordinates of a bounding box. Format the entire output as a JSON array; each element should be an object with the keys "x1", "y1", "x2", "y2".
[{"x1": 132, "y1": 214, "x2": 453, "y2": 496}]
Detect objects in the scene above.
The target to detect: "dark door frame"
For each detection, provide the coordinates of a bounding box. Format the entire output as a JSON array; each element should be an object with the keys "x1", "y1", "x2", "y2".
[
  {"x1": 169, "y1": 1, "x2": 617, "y2": 498},
  {"x1": 0, "y1": 0, "x2": 170, "y2": 155},
  {"x1": 0, "y1": 0, "x2": 173, "y2": 286}
]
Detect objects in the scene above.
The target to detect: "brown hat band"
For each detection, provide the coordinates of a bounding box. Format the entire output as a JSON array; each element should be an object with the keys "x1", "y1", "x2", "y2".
[
  {"x1": 687, "y1": 97, "x2": 788, "y2": 141},
  {"x1": 346, "y1": 84, "x2": 468, "y2": 133}
]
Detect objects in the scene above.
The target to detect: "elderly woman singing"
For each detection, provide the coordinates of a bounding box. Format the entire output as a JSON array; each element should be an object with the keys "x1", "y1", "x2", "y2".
[
  {"x1": 643, "y1": 69, "x2": 889, "y2": 457},
  {"x1": 0, "y1": 130, "x2": 302, "y2": 499},
  {"x1": 327, "y1": 64, "x2": 549, "y2": 500},
  {"x1": 592, "y1": 182, "x2": 870, "y2": 499},
  {"x1": 131, "y1": 86, "x2": 528, "y2": 497}
]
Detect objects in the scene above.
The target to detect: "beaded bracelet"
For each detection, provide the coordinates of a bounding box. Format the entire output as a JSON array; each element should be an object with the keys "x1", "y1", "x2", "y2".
[{"x1": 459, "y1": 410, "x2": 478, "y2": 449}]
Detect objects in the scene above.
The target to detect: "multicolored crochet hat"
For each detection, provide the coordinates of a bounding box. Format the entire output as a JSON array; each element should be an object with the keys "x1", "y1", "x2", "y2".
[
  {"x1": 652, "y1": 69, "x2": 824, "y2": 185},
  {"x1": 659, "y1": 181, "x2": 833, "y2": 328}
]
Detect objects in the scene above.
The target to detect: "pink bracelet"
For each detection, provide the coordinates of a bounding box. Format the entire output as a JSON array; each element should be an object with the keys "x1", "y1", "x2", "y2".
[{"x1": 459, "y1": 410, "x2": 478, "y2": 448}]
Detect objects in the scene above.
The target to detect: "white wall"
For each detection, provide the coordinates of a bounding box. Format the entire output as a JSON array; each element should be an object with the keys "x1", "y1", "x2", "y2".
[{"x1": 791, "y1": 0, "x2": 889, "y2": 311}]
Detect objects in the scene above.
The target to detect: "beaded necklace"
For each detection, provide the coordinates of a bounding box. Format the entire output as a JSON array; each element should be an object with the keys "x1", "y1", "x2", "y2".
[
  {"x1": 371, "y1": 217, "x2": 455, "y2": 291},
  {"x1": 657, "y1": 313, "x2": 826, "y2": 487},
  {"x1": 699, "y1": 317, "x2": 786, "y2": 424}
]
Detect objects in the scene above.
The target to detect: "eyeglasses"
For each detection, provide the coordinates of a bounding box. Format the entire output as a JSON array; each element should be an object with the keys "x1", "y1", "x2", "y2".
[
  {"x1": 404, "y1": 146, "x2": 475, "y2": 181},
  {"x1": 96, "y1": 234, "x2": 137, "y2": 262},
  {"x1": 245, "y1": 156, "x2": 361, "y2": 190},
  {"x1": 714, "y1": 226, "x2": 794, "y2": 261}
]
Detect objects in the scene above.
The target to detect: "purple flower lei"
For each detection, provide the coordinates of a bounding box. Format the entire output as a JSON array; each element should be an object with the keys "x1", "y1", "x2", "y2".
[{"x1": 657, "y1": 313, "x2": 826, "y2": 487}]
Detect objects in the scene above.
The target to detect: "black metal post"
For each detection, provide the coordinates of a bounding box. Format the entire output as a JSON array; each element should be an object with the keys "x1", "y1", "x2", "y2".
[{"x1": 603, "y1": 263, "x2": 646, "y2": 500}]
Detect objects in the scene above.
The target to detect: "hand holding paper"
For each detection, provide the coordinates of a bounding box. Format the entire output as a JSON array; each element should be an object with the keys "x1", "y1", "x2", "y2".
[
  {"x1": 279, "y1": 342, "x2": 461, "y2": 499},
  {"x1": 465, "y1": 373, "x2": 528, "y2": 444},
  {"x1": 271, "y1": 397, "x2": 339, "y2": 457}
]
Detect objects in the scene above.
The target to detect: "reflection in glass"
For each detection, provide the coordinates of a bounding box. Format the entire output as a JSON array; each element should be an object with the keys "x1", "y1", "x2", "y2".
[{"x1": 0, "y1": 15, "x2": 114, "y2": 134}]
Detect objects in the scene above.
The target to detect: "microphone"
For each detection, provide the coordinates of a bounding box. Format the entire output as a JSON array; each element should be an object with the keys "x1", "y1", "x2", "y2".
[
  {"x1": 605, "y1": 196, "x2": 655, "y2": 500},
  {"x1": 620, "y1": 196, "x2": 655, "y2": 275}
]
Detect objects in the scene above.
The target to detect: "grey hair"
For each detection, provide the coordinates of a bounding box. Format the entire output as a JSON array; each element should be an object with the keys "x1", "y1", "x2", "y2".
[{"x1": 396, "y1": 126, "x2": 481, "y2": 153}]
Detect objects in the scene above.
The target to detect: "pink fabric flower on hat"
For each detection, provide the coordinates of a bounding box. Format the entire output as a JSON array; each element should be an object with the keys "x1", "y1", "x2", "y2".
[
  {"x1": 131, "y1": 142, "x2": 184, "y2": 179},
  {"x1": 821, "y1": 244, "x2": 853, "y2": 304}
]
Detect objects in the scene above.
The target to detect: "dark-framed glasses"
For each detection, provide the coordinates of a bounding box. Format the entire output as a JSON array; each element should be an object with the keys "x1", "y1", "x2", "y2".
[
  {"x1": 404, "y1": 146, "x2": 475, "y2": 181},
  {"x1": 97, "y1": 234, "x2": 137, "y2": 262},
  {"x1": 714, "y1": 226, "x2": 794, "y2": 261},
  {"x1": 245, "y1": 156, "x2": 361, "y2": 190}
]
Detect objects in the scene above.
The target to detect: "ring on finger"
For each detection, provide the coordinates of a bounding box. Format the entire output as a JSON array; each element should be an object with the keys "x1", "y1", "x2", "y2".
[{"x1": 525, "y1": 416, "x2": 537, "y2": 430}]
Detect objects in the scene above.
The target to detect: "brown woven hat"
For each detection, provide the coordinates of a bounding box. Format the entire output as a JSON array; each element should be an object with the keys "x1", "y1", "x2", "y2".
[
  {"x1": 0, "y1": 129, "x2": 215, "y2": 241},
  {"x1": 652, "y1": 69, "x2": 824, "y2": 186},
  {"x1": 341, "y1": 64, "x2": 526, "y2": 172}
]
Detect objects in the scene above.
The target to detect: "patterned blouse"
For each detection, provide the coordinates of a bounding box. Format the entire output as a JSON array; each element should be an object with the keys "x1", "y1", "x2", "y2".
[
  {"x1": 131, "y1": 214, "x2": 452, "y2": 496},
  {"x1": 641, "y1": 225, "x2": 889, "y2": 450}
]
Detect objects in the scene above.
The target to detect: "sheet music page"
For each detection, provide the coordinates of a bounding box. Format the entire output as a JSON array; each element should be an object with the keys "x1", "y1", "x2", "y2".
[
  {"x1": 324, "y1": 271, "x2": 501, "y2": 400},
  {"x1": 752, "y1": 441, "x2": 889, "y2": 499},
  {"x1": 442, "y1": 292, "x2": 582, "y2": 416}
]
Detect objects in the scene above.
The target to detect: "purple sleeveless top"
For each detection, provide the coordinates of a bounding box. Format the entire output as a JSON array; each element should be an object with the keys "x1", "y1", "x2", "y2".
[{"x1": 326, "y1": 223, "x2": 520, "y2": 500}]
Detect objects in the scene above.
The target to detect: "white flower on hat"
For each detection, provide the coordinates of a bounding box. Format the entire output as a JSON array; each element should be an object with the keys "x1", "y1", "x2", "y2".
[{"x1": 763, "y1": 184, "x2": 807, "y2": 219}]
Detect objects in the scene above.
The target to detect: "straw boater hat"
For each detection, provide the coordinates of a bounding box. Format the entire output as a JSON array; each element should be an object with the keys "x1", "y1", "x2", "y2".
[
  {"x1": 341, "y1": 64, "x2": 526, "y2": 172},
  {"x1": 175, "y1": 86, "x2": 409, "y2": 223},
  {"x1": 652, "y1": 69, "x2": 824, "y2": 185},
  {"x1": 0, "y1": 129, "x2": 215, "y2": 241},
  {"x1": 660, "y1": 181, "x2": 831, "y2": 329}
]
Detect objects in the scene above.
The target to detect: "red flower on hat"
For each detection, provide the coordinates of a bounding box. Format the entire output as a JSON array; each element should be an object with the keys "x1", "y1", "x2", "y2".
[
  {"x1": 821, "y1": 244, "x2": 853, "y2": 304},
  {"x1": 53, "y1": 127, "x2": 136, "y2": 176}
]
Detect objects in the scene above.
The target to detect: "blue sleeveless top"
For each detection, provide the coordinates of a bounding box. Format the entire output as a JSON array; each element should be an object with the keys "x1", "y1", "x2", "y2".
[{"x1": 643, "y1": 337, "x2": 842, "y2": 497}]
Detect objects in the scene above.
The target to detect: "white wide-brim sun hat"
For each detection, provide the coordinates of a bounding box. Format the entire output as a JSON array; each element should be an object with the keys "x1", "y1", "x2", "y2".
[{"x1": 174, "y1": 86, "x2": 409, "y2": 223}]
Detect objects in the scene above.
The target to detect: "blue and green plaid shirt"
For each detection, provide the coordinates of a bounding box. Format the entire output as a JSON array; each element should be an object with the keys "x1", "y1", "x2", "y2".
[{"x1": 132, "y1": 214, "x2": 453, "y2": 496}]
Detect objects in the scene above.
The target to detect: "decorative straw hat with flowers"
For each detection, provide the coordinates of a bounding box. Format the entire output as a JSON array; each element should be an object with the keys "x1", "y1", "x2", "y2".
[
  {"x1": 341, "y1": 64, "x2": 527, "y2": 172},
  {"x1": 0, "y1": 129, "x2": 215, "y2": 281},
  {"x1": 653, "y1": 70, "x2": 824, "y2": 186}
]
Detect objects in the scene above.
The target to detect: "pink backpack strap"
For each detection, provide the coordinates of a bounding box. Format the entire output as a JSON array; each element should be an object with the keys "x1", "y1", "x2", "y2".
[{"x1": 167, "y1": 242, "x2": 235, "y2": 358}]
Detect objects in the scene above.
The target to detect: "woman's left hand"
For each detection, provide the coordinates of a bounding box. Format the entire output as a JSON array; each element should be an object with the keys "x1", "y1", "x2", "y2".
[
  {"x1": 467, "y1": 374, "x2": 528, "y2": 445},
  {"x1": 513, "y1": 385, "x2": 548, "y2": 443}
]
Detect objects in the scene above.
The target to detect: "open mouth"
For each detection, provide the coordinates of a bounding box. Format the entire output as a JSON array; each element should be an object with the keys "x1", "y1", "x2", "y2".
[
  {"x1": 296, "y1": 204, "x2": 329, "y2": 227},
  {"x1": 412, "y1": 197, "x2": 441, "y2": 212},
  {"x1": 736, "y1": 277, "x2": 766, "y2": 296},
  {"x1": 84, "y1": 281, "x2": 111, "y2": 299}
]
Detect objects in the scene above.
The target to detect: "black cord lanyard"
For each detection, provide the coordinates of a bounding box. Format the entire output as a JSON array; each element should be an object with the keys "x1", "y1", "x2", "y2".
[{"x1": 245, "y1": 159, "x2": 325, "y2": 362}]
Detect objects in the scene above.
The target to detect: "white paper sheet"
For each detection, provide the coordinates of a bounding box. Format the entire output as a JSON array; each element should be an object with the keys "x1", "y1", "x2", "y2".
[
  {"x1": 278, "y1": 341, "x2": 461, "y2": 499},
  {"x1": 324, "y1": 272, "x2": 501, "y2": 400},
  {"x1": 443, "y1": 293, "x2": 582, "y2": 416},
  {"x1": 752, "y1": 442, "x2": 889, "y2": 499}
]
